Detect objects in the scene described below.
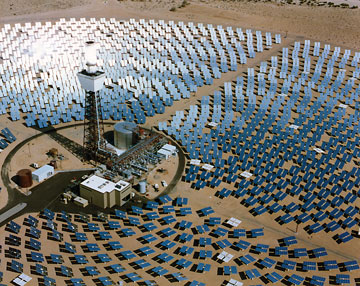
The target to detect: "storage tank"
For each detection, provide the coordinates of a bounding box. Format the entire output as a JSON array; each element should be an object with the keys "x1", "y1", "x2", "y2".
[
  {"x1": 17, "y1": 169, "x2": 33, "y2": 188},
  {"x1": 139, "y1": 179, "x2": 147, "y2": 194},
  {"x1": 114, "y1": 122, "x2": 138, "y2": 150}
]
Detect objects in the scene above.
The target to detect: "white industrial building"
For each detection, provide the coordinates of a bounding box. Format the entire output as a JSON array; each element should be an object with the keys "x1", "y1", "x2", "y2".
[
  {"x1": 162, "y1": 144, "x2": 177, "y2": 154},
  {"x1": 32, "y1": 165, "x2": 54, "y2": 183},
  {"x1": 157, "y1": 148, "x2": 172, "y2": 160},
  {"x1": 157, "y1": 144, "x2": 177, "y2": 159},
  {"x1": 79, "y1": 175, "x2": 132, "y2": 208}
]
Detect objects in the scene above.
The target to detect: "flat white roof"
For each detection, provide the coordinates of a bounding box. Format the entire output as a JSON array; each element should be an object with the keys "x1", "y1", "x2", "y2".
[
  {"x1": 314, "y1": 147, "x2": 325, "y2": 154},
  {"x1": 208, "y1": 122, "x2": 218, "y2": 127},
  {"x1": 81, "y1": 175, "x2": 130, "y2": 194},
  {"x1": 13, "y1": 273, "x2": 32, "y2": 286},
  {"x1": 289, "y1": 124, "x2": 299, "y2": 130},
  {"x1": 32, "y1": 164, "x2": 54, "y2": 176},
  {"x1": 114, "y1": 180, "x2": 131, "y2": 192},
  {"x1": 74, "y1": 196, "x2": 88, "y2": 204},
  {"x1": 19, "y1": 274, "x2": 32, "y2": 282},
  {"x1": 240, "y1": 171, "x2": 253, "y2": 179},
  {"x1": 202, "y1": 164, "x2": 214, "y2": 171},
  {"x1": 162, "y1": 144, "x2": 176, "y2": 152},
  {"x1": 227, "y1": 217, "x2": 242, "y2": 227},
  {"x1": 190, "y1": 159, "x2": 201, "y2": 165},
  {"x1": 157, "y1": 149, "x2": 172, "y2": 156},
  {"x1": 13, "y1": 278, "x2": 25, "y2": 286},
  {"x1": 339, "y1": 103, "x2": 348, "y2": 109}
]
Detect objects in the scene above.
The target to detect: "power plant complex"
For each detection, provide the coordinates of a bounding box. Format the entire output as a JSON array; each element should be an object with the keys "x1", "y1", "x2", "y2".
[{"x1": 0, "y1": 15, "x2": 359, "y2": 286}]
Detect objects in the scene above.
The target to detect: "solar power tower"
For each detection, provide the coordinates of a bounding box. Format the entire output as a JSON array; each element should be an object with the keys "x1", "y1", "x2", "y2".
[{"x1": 77, "y1": 41, "x2": 106, "y2": 162}]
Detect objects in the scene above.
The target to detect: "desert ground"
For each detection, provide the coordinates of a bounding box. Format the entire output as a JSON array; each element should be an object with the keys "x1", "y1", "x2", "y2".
[
  {"x1": 0, "y1": 0, "x2": 359, "y2": 49},
  {"x1": 0, "y1": 0, "x2": 359, "y2": 285}
]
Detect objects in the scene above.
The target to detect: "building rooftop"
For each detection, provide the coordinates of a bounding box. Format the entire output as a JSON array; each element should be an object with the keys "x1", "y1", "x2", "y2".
[
  {"x1": 162, "y1": 144, "x2": 177, "y2": 152},
  {"x1": 80, "y1": 175, "x2": 130, "y2": 194},
  {"x1": 157, "y1": 148, "x2": 173, "y2": 157},
  {"x1": 32, "y1": 165, "x2": 54, "y2": 176}
]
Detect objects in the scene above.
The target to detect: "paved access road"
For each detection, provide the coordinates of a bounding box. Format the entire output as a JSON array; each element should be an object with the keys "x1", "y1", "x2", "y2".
[
  {"x1": 0, "y1": 202, "x2": 27, "y2": 224},
  {"x1": 0, "y1": 170, "x2": 91, "y2": 227}
]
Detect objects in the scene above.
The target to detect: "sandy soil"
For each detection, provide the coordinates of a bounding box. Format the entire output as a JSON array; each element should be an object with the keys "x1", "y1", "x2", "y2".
[
  {"x1": 8, "y1": 128, "x2": 92, "y2": 195},
  {"x1": 0, "y1": 0, "x2": 359, "y2": 284},
  {"x1": 2, "y1": 121, "x2": 119, "y2": 201},
  {"x1": 146, "y1": 155, "x2": 179, "y2": 199},
  {"x1": 0, "y1": 0, "x2": 359, "y2": 50},
  {"x1": 0, "y1": 185, "x2": 359, "y2": 285},
  {"x1": 0, "y1": 117, "x2": 43, "y2": 208}
]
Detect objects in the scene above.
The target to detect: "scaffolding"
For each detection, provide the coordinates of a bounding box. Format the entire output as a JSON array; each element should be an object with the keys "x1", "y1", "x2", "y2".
[{"x1": 83, "y1": 90, "x2": 105, "y2": 162}]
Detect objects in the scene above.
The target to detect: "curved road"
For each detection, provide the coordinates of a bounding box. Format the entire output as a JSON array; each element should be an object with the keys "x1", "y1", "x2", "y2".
[
  {"x1": 154, "y1": 132, "x2": 186, "y2": 200},
  {"x1": 0, "y1": 122, "x2": 102, "y2": 226},
  {"x1": 0, "y1": 122, "x2": 186, "y2": 225}
]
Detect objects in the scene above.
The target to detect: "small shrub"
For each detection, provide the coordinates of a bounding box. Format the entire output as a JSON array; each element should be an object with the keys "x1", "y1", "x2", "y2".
[{"x1": 179, "y1": 0, "x2": 189, "y2": 7}]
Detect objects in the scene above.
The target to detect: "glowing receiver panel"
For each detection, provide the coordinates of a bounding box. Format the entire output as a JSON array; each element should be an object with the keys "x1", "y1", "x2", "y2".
[{"x1": 77, "y1": 41, "x2": 105, "y2": 92}]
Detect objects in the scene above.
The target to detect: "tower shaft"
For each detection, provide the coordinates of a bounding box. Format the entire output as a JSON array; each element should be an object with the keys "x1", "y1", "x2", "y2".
[{"x1": 83, "y1": 90, "x2": 105, "y2": 162}]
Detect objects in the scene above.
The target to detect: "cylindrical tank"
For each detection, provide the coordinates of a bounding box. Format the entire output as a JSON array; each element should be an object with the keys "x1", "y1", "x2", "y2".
[
  {"x1": 114, "y1": 122, "x2": 137, "y2": 149},
  {"x1": 17, "y1": 169, "x2": 33, "y2": 188},
  {"x1": 139, "y1": 180, "x2": 147, "y2": 194}
]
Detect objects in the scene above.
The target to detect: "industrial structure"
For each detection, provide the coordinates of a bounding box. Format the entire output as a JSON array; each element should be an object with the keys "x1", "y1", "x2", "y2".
[
  {"x1": 16, "y1": 169, "x2": 33, "y2": 188},
  {"x1": 74, "y1": 42, "x2": 173, "y2": 208},
  {"x1": 2, "y1": 17, "x2": 360, "y2": 286},
  {"x1": 31, "y1": 165, "x2": 54, "y2": 183},
  {"x1": 157, "y1": 144, "x2": 177, "y2": 160},
  {"x1": 139, "y1": 179, "x2": 147, "y2": 194},
  {"x1": 77, "y1": 41, "x2": 106, "y2": 163},
  {"x1": 114, "y1": 121, "x2": 138, "y2": 150},
  {"x1": 79, "y1": 175, "x2": 132, "y2": 208}
]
